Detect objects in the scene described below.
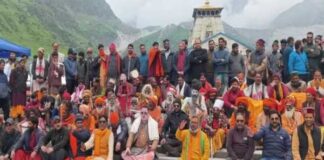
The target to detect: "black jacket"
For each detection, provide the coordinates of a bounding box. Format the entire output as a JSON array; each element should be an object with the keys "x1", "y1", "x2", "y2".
[
  {"x1": 162, "y1": 110, "x2": 189, "y2": 139},
  {"x1": 41, "y1": 127, "x2": 69, "y2": 151},
  {"x1": 188, "y1": 48, "x2": 208, "y2": 81}
]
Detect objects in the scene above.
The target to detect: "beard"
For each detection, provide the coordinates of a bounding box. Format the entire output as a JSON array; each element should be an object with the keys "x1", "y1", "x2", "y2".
[
  {"x1": 291, "y1": 81, "x2": 301, "y2": 88},
  {"x1": 189, "y1": 127, "x2": 198, "y2": 134},
  {"x1": 285, "y1": 108, "x2": 295, "y2": 119}
]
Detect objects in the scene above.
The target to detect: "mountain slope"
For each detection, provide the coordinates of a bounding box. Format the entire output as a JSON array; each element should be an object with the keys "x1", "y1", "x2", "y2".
[
  {"x1": 0, "y1": 0, "x2": 137, "y2": 54},
  {"x1": 132, "y1": 24, "x2": 190, "y2": 52},
  {"x1": 271, "y1": 0, "x2": 324, "y2": 28}
]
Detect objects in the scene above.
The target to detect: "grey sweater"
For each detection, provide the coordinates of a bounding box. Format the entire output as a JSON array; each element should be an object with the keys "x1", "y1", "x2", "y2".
[{"x1": 229, "y1": 52, "x2": 245, "y2": 77}]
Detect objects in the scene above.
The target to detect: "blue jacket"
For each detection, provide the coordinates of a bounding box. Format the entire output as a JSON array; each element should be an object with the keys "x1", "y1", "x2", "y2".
[
  {"x1": 139, "y1": 52, "x2": 148, "y2": 77},
  {"x1": 283, "y1": 45, "x2": 294, "y2": 75},
  {"x1": 12, "y1": 128, "x2": 43, "y2": 152},
  {"x1": 64, "y1": 58, "x2": 77, "y2": 80},
  {"x1": 214, "y1": 48, "x2": 230, "y2": 74},
  {"x1": 253, "y1": 125, "x2": 292, "y2": 160},
  {"x1": 288, "y1": 51, "x2": 308, "y2": 75}
]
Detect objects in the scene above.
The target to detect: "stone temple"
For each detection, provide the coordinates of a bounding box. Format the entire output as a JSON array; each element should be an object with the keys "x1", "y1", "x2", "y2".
[{"x1": 189, "y1": 0, "x2": 254, "y2": 53}]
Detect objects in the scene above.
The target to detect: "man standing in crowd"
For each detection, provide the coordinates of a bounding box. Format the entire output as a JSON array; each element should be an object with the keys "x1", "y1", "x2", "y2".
[
  {"x1": 226, "y1": 112, "x2": 255, "y2": 160},
  {"x1": 247, "y1": 39, "x2": 267, "y2": 85},
  {"x1": 161, "y1": 39, "x2": 176, "y2": 85},
  {"x1": 292, "y1": 107, "x2": 323, "y2": 160},
  {"x1": 0, "y1": 60, "x2": 10, "y2": 119},
  {"x1": 280, "y1": 39, "x2": 287, "y2": 55},
  {"x1": 122, "y1": 44, "x2": 140, "y2": 80},
  {"x1": 188, "y1": 39, "x2": 208, "y2": 82},
  {"x1": 77, "y1": 51, "x2": 87, "y2": 85},
  {"x1": 51, "y1": 42, "x2": 65, "y2": 63},
  {"x1": 64, "y1": 48, "x2": 78, "y2": 94},
  {"x1": 252, "y1": 110, "x2": 292, "y2": 160},
  {"x1": 283, "y1": 37, "x2": 295, "y2": 83},
  {"x1": 138, "y1": 44, "x2": 149, "y2": 80},
  {"x1": 107, "y1": 43, "x2": 122, "y2": 81},
  {"x1": 149, "y1": 42, "x2": 164, "y2": 81},
  {"x1": 4, "y1": 52, "x2": 17, "y2": 81},
  {"x1": 229, "y1": 43, "x2": 245, "y2": 85},
  {"x1": 176, "y1": 116, "x2": 210, "y2": 160},
  {"x1": 288, "y1": 40, "x2": 309, "y2": 82},
  {"x1": 268, "y1": 40, "x2": 283, "y2": 77},
  {"x1": 214, "y1": 37, "x2": 230, "y2": 87},
  {"x1": 304, "y1": 32, "x2": 321, "y2": 78},
  {"x1": 94, "y1": 44, "x2": 107, "y2": 88},
  {"x1": 206, "y1": 40, "x2": 216, "y2": 85},
  {"x1": 174, "y1": 41, "x2": 189, "y2": 82},
  {"x1": 32, "y1": 48, "x2": 49, "y2": 92},
  {"x1": 85, "y1": 47, "x2": 95, "y2": 88}
]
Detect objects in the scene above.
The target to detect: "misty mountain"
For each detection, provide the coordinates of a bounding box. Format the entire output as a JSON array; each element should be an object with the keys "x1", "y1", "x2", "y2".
[
  {"x1": 271, "y1": 0, "x2": 324, "y2": 28},
  {"x1": 0, "y1": 0, "x2": 137, "y2": 53}
]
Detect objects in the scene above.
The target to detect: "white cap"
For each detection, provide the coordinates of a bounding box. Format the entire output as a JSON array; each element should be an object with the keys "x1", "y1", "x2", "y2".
[{"x1": 213, "y1": 99, "x2": 224, "y2": 110}]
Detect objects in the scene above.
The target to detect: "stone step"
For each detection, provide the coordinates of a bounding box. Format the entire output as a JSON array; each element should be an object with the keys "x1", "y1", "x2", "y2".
[{"x1": 157, "y1": 149, "x2": 262, "y2": 160}]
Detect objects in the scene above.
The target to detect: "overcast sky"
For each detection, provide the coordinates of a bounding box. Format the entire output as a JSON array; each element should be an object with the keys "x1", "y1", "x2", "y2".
[{"x1": 106, "y1": 0, "x2": 303, "y2": 29}]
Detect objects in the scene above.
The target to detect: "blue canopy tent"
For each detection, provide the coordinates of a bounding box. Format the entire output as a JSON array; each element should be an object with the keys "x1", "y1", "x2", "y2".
[{"x1": 0, "y1": 38, "x2": 31, "y2": 58}]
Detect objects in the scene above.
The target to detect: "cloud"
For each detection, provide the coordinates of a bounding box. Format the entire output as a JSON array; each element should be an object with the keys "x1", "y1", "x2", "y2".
[{"x1": 106, "y1": 0, "x2": 303, "y2": 28}]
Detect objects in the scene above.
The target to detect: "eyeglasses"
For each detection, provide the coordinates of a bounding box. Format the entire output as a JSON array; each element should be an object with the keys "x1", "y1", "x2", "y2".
[
  {"x1": 5, "y1": 123, "x2": 12, "y2": 126},
  {"x1": 173, "y1": 104, "x2": 180, "y2": 107}
]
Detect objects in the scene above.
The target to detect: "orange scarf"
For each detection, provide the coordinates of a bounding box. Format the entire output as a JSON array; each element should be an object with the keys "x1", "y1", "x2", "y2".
[
  {"x1": 93, "y1": 129, "x2": 110, "y2": 157},
  {"x1": 148, "y1": 48, "x2": 164, "y2": 77},
  {"x1": 272, "y1": 83, "x2": 284, "y2": 100}
]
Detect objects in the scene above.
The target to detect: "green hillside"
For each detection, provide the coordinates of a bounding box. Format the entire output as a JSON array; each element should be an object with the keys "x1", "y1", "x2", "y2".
[
  {"x1": 0, "y1": 0, "x2": 137, "y2": 55},
  {"x1": 132, "y1": 24, "x2": 190, "y2": 52}
]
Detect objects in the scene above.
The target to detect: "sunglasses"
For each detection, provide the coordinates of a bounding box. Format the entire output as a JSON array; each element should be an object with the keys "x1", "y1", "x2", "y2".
[
  {"x1": 173, "y1": 104, "x2": 180, "y2": 107},
  {"x1": 5, "y1": 123, "x2": 12, "y2": 126}
]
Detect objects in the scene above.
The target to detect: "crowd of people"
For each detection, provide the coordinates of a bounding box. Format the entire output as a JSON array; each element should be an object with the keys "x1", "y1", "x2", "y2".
[{"x1": 0, "y1": 31, "x2": 324, "y2": 160}]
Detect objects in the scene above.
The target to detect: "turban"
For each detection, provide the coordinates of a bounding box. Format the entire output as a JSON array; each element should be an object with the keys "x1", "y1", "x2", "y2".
[
  {"x1": 263, "y1": 98, "x2": 278, "y2": 111},
  {"x1": 205, "y1": 88, "x2": 217, "y2": 99},
  {"x1": 235, "y1": 97, "x2": 251, "y2": 108},
  {"x1": 257, "y1": 39, "x2": 265, "y2": 47},
  {"x1": 63, "y1": 92, "x2": 71, "y2": 101},
  {"x1": 285, "y1": 95, "x2": 296, "y2": 106},
  {"x1": 303, "y1": 107, "x2": 315, "y2": 115},
  {"x1": 110, "y1": 112, "x2": 120, "y2": 126},
  {"x1": 148, "y1": 96, "x2": 158, "y2": 106},
  {"x1": 167, "y1": 87, "x2": 177, "y2": 97},
  {"x1": 82, "y1": 90, "x2": 92, "y2": 98},
  {"x1": 79, "y1": 104, "x2": 91, "y2": 114},
  {"x1": 306, "y1": 87, "x2": 317, "y2": 97},
  {"x1": 95, "y1": 97, "x2": 106, "y2": 105},
  {"x1": 213, "y1": 99, "x2": 224, "y2": 110}
]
